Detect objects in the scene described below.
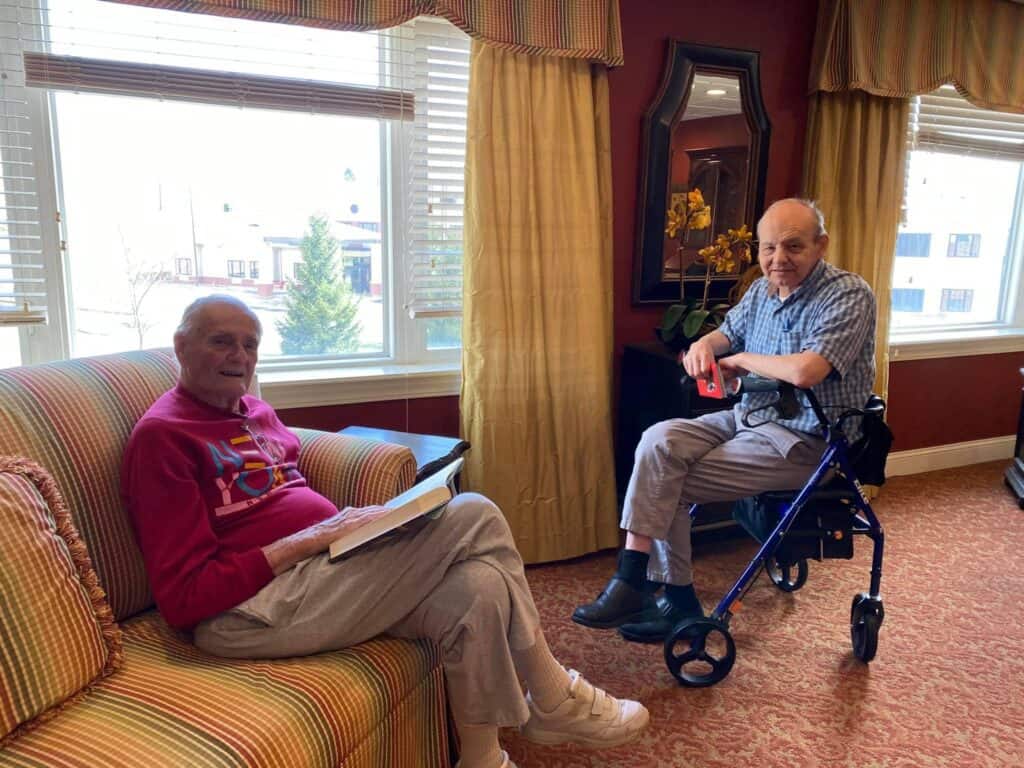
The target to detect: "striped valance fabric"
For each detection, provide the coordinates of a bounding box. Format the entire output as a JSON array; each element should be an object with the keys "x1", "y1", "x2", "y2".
[
  {"x1": 810, "y1": 0, "x2": 1024, "y2": 113},
  {"x1": 0, "y1": 458, "x2": 122, "y2": 747},
  {"x1": 101, "y1": 0, "x2": 625, "y2": 66},
  {"x1": 0, "y1": 613, "x2": 450, "y2": 767}
]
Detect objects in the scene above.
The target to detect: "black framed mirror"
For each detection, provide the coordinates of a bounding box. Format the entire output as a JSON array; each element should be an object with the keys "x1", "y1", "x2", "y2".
[{"x1": 633, "y1": 41, "x2": 771, "y2": 305}]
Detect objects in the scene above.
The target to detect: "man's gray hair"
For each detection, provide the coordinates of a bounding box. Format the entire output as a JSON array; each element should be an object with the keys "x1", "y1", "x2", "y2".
[
  {"x1": 175, "y1": 294, "x2": 263, "y2": 339},
  {"x1": 763, "y1": 198, "x2": 828, "y2": 239}
]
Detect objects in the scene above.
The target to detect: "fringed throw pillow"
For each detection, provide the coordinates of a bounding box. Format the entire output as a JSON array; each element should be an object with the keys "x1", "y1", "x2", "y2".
[{"x1": 0, "y1": 457, "x2": 123, "y2": 746}]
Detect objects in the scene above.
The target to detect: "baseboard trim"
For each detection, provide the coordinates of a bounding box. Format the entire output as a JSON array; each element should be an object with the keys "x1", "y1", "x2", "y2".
[{"x1": 886, "y1": 435, "x2": 1016, "y2": 477}]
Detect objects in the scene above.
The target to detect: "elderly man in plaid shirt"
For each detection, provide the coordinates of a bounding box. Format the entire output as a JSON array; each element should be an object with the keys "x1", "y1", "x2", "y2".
[{"x1": 574, "y1": 198, "x2": 877, "y2": 643}]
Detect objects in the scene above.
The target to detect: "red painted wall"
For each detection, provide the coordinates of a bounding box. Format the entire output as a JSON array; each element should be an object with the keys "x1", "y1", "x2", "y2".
[
  {"x1": 887, "y1": 354, "x2": 1024, "y2": 451},
  {"x1": 279, "y1": 395, "x2": 460, "y2": 437},
  {"x1": 611, "y1": 0, "x2": 819, "y2": 355},
  {"x1": 670, "y1": 113, "x2": 750, "y2": 187}
]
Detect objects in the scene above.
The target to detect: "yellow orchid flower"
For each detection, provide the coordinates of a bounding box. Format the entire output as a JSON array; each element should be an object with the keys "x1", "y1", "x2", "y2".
[
  {"x1": 687, "y1": 188, "x2": 705, "y2": 212},
  {"x1": 729, "y1": 224, "x2": 753, "y2": 242},
  {"x1": 665, "y1": 204, "x2": 685, "y2": 238},
  {"x1": 690, "y1": 206, "x2": 711, "y2": 230}
]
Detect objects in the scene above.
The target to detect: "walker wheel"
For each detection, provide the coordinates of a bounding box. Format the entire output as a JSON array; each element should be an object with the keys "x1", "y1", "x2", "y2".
[
  {"x1": 850, "y1": 593, "x2": 884, "y2": 662},
  {"x1": 766, "y1": 556, "x2": 808, "y2": 592},
  {"x1": 664, "y1": 617, "x2": 736, "y2": 687}
]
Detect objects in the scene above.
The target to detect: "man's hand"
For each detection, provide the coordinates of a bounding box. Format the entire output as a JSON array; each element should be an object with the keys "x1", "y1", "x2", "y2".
[
  {"x1": 681, "y1": 336, "x2": 716, "y2": 379},
  {"x1": 262, "y1": 504, "x2": 391, "y2": 575},
  {"x1": 316, "y1": 505, "x2": 391, "y2": 547},
  {"x1": 717, "y1": 354, "x2": 749, "y2": 380},
  {"x1": 680, "y1": 330, "x2": 732, "y2": 379}
]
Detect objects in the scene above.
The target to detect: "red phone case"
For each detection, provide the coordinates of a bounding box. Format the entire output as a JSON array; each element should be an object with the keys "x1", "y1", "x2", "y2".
[{"x1": 696, "y1": 363, "x2": 728, "y2": 399}]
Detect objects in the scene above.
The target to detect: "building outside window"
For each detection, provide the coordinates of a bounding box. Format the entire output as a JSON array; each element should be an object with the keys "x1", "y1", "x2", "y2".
[
  {"x1": 895, "y1": 232, "x2": 931, "y2": 258},
  {"x1": 946, "y1": 233, "x2": 981, "y2": 258},
  {"x1": 227, "y1": 260, "x2": 246, "y2": 278},
  {"x1": 940, "y1": 288, "x2": 974, "y2": 312},
  {"x1": 175, "y1": 258, "x2": 193, "y2": 276},
  {"x1": 891, "y1": 288, "x2": 925, "y2": 312},
  {"x1": 249, "y1": 261, "x2": 260, "y2": 279}
]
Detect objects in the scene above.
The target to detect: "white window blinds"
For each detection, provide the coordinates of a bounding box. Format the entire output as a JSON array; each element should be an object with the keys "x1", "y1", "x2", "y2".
[
  {"x1": 402, "y1": 16, "x2": 468, "y2": 319},
  {"x1": 909, "y1": 86, "x2": 1024, "y2": 162},
  {"x1": 0, "y1": 3, "x2": 47, "y2": 325},
  {"x1": 4, "y1": 0, "x2": 467, "y2": 329}
]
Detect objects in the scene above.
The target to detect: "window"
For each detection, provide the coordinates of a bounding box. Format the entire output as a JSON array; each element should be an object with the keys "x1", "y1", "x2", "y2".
[
  {"x1": 895, "y1": 233, "x2": 931, "y2": 258},
  {"x1": 946, "y1": 233, "x2": 981, "y2": 258},
  {"x1": 3, "y1": 1, "x2": 468, "y2": 376},
  {"x1": 891, "y1": 288, "x2": 925, "y2": 312},
  {"x1": 940, "y1": 288, "x2": 974, "y2": 312},
  {"x1": 892, "y1": 87, "x2": 1024, "y2": 337}
]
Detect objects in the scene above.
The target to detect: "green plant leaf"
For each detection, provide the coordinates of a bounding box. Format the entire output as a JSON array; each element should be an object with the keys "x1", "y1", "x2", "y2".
[
  {"x1": 683, "y1": 309, "x2": 711, "y2": 338},
  {"x1": 660, "y1": 303, "x2": 687, "y2": 331}
]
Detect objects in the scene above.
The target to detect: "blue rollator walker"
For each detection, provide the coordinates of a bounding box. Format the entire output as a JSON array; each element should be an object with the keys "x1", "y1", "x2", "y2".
[{"x1": 664, "y1": 375, "x2": 893, "y2": 687}]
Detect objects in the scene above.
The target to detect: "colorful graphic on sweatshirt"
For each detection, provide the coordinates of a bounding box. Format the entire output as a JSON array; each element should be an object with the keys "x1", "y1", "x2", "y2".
[{"x1": 207, "y1": 427, "x2": 304, "y2": 516}]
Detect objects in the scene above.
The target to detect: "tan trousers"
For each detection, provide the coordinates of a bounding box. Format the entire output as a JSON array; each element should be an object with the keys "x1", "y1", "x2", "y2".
[
  {"x1": 621, "y1": 410, "x2": 826, "y2": 586},
  {"x1": 194, "y1": 493, "x2": 540, "y2": 727}
]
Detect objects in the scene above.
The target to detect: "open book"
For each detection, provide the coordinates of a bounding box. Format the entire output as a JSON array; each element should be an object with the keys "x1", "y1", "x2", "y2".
[{"x1": 328, "y1": 457, "x2": 463, "y2": 562}]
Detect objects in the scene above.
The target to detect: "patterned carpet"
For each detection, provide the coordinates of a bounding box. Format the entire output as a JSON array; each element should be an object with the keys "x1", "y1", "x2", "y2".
[{"x1": 503, "y1": 461, "x2": 1024, "y2": 768}]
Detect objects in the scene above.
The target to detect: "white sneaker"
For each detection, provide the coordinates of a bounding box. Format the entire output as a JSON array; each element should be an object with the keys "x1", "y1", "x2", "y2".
[
  {"x1": 520, "y1": 669, "x2": 649, "y2": 748},
  {"x1": 455, "y1": 749, "x2": 516, "y2": 768}
]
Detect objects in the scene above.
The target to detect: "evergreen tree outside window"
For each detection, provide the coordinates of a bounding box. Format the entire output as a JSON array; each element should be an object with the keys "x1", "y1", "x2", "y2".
[{"x1": 277, "y1": 214, "x2": 361, "y2": 354}]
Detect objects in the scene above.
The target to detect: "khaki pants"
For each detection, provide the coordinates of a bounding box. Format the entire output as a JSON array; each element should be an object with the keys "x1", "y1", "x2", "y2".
[
  {"x1": 621, "y1": 410, "x2": 826, "y2": 585},
  {"x1": 195, "y1": 493, "x2": 540, "y2": 727}
]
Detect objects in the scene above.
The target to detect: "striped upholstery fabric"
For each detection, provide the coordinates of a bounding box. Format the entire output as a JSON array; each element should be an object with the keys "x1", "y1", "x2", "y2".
[
  {"x1": 103, "y1": 0, "x2": 625, "y2": 66},
  {"x1": 0, "y1": 458, "x2": 122, "y2": 746},
  {"x1": 0, "y1": 350, "x2": 446, "y2": 766},
  {"x1": 0, "y1": 613, "x2": 450, "y2": 767},
  {"x1": 293, "y1": 428, "x2": 416, "y2": 508},
  {"x1": 0, "y1": 350, "x2": 180, "y2": 621},
  {"x1": 810, "y1": 0, "x2": 1024, "y2": 112}
]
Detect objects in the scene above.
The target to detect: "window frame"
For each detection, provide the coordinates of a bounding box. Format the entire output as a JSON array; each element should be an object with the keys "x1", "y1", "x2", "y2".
[
  {"x1": 890, "y1": 144, "x2": 1024, "y2": 360},
  {"x1": 10, "y1": 10, "x2": 463, "y2": 402}
]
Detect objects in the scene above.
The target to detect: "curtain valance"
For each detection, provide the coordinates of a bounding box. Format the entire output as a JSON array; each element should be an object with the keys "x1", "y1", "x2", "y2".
[
  {"x1": 809, "y1": 0, "x2": 1024, "y2": 113},
  {"x1": 102, "y1": 0, "x2": 624, "y2": 67}
]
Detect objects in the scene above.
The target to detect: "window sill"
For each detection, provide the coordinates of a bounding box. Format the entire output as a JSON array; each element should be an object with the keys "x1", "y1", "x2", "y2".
[
  {"x1": 889, "y1": 328, "x2": 1024, "y2": 361},
  {"x1": 257, "y1": 362, "x2": 461, "y2": 409}
]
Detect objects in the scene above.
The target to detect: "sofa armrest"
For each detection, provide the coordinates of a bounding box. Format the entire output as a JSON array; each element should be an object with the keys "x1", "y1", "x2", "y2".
[{"x1": 291, "y1": 428, "x2": 417, "y2": 508}]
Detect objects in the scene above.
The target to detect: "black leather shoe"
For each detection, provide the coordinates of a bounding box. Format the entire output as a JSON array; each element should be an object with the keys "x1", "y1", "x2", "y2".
[
  {"x1": 571, "y1": 577, "x2": 658, "y2": 629},
  {"x1": 617, "y1": 595, "x2": 704, "y2": 644}
]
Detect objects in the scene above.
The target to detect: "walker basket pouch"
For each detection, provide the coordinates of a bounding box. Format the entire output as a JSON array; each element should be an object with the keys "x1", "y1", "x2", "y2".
[{"x1": 774, "y1": 499, "x2": 855, "y2": 565}]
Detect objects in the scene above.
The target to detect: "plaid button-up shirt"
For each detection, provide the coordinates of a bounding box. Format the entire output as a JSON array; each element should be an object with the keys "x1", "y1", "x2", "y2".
[{"x1": 719, "y1": 259, "x2": 876, "y2": 449}]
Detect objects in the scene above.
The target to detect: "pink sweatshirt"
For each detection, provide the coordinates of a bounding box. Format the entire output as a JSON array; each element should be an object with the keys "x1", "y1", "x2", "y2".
[{"x1": 122, "y1": 385, "x2": 337, "y2": 629}]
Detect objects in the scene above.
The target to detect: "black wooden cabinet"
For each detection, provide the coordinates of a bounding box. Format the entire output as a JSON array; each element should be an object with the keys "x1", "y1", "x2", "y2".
[{"x1": 615, "y1": 342, "x2": 735, "y2": 530}]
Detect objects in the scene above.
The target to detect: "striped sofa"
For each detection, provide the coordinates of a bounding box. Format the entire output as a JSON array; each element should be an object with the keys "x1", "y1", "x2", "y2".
[{"x1": 0, "y1": 349, "x2": 452, "y2": 767}]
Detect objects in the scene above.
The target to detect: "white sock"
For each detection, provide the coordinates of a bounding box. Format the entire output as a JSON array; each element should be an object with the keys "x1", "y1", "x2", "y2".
[
  {"x1": 513, "y1": 630, "x2": 572, "y2": 712},
  {"x1": 454, "y1": 721, "x2": 504, "y2": 768}
]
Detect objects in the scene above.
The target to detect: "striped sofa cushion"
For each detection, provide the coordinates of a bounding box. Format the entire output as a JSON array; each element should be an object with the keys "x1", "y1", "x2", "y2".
[
  {"x1": 293, "y1": 428, "x2": 417, "y2": 507},
  {"x1": 0, "y1": 350, "x2": 180, "y2": 621},
  {"x1": 0, "y1": 458, "x2": 123, "y2": 746},
  {"x1": 0, "y1": 612, "x2": 450, "y2": 768}
]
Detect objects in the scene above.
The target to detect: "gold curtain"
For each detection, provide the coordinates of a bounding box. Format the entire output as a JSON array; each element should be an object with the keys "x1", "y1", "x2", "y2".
[
  {"x1": 101, "y1": 0, "x2": 625, "y2": 66},
  {"x1": 802, "y1": 90, "x2": 909, "y2": 399},
  {"x1": 810, "y1": 0, "x2": 1024, "y2": 112},
  {"x1": 461, "y1": 40, "x2": 619, "y2": 563}
]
